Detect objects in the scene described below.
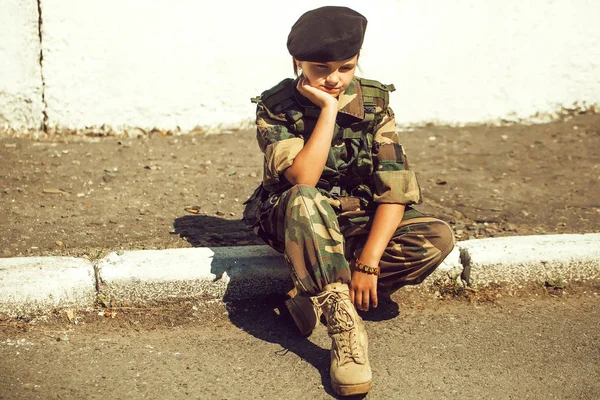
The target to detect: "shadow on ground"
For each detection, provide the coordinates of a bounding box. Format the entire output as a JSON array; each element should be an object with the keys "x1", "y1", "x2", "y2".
[
  {"x1": 174, "y1": 215, "x2": 339, "y2": 395},
  {"x1": 173, "y1": 215, "x2": 264, "y2": 247},
  {"x1": 173, "y1": 214, "x2": 400, "y2": 398},
  {"x1": 227, "y1": 298, "x2": 344, "y2": 397}
]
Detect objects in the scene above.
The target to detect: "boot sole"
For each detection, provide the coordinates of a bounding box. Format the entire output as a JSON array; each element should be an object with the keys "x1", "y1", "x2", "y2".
[
  {"x1": 332, "y1": 380, "x2": 372, "y2": 396},
  {"x1": 285, "y1": 296, "x2": 318, "y2": 337}
]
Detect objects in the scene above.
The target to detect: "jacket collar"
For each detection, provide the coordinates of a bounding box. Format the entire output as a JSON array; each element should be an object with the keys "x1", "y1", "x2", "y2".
[{"x1": 337, "y1": 78, "x2": 364, "y2": 120}]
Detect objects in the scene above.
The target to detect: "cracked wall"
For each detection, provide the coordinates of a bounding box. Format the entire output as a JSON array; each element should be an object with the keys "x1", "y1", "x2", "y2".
[
  {"x1": 1, "y1": 0, "x2": 599, "y2": 136},
  {"x1": 0, "y1": 0, "x2": 44, "y2": 135}
]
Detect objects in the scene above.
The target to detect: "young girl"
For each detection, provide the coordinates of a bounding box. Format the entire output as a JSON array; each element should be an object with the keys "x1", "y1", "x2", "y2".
[{"x1": 244, "y1": 6, "x2": 454, "y2": 396}]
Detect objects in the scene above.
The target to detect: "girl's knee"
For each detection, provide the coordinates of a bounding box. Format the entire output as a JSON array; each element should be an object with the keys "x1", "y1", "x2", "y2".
[
  {"x1": 418, "y1": 221, "x2": 455, "y2": 264},
  {"x1": 436, "y1": 221, "x2": 455, "y2": 258},
  {"x1": 408, "y1": 219, "x2": 455, "y2": 262}
]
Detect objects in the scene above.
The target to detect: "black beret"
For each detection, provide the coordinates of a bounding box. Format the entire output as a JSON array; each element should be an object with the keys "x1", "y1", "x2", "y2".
[{"x1": 287, "y1": 6, "x2": 367, "y2": 62}]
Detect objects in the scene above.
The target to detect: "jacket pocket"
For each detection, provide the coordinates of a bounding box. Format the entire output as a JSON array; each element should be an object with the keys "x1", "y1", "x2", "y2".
[{"x1": 242, "y1": 185, "x2": 269, "y2": 228}]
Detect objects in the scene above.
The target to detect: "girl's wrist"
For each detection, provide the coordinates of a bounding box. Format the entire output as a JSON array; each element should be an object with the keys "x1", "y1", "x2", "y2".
[
  {"x1": 356, "y1": 251, "x2": 381, "y2": 269},
  {"x1": 320, "y1": 102, "x2": 338, "y2": 114},
  {"x1": 352, "y1": 258, "x2": 380, "y2": 276}
]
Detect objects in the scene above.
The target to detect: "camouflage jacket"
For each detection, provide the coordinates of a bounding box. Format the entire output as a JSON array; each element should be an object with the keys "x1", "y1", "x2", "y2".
[{"x1": 244, "y1": 76, "x2": 422, "y2": 225}]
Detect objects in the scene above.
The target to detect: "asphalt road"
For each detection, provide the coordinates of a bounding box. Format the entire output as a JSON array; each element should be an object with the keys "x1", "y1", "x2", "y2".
[{"x1": 1, "y1": 291, "x2": 599, "y2": 400}]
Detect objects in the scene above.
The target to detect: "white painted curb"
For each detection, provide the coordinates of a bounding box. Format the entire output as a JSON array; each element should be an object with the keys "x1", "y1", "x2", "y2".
[
  {"x1": 97, "y1": 248, "x2": 225, "y2": 306},
  {"x1": 1, "y1": 234, "x2": 599, "y2": 315},
  {"x1": 96, "y1": 246, "x2": 289, "y2": 306},
  {"x1": 0, "y1": 257, "x2": 96, "y2": 317},
  {"x1": 458, "y1": 233, "x2": 600, "y2": 288},
  {"x1": 431, "y1": 246, "x2": 463, "y2": 280}
]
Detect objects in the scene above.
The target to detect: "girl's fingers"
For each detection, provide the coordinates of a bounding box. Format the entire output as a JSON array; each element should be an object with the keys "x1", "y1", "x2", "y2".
[
  {"x1": 354, "y1": 291, "x2": 363, "y2": 311},
  {"x1": 371, "y1": 289, "x2": 378, "y2": 308},
  {"x1": 361, "y1": 292, "x2": 369, "y2": 311}
]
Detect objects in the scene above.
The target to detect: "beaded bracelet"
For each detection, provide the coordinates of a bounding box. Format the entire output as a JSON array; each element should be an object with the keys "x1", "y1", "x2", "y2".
[{"x1": 352, "y1": 259, "x2": 380, "y2": 276}]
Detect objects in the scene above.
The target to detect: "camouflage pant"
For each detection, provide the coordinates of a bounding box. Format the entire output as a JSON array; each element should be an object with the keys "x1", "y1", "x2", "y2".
[{"x1": 260, "y1": 184, "x2": 455, "y2": 296}]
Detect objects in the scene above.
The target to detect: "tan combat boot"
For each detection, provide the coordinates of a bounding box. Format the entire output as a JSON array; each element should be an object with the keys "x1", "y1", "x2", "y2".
[
  {"x1": 285, "y1": 287, "x2": 320, "y2": 336},
  {"x1": 312, "y1": 282, "x2": 372, "y2": 396}
]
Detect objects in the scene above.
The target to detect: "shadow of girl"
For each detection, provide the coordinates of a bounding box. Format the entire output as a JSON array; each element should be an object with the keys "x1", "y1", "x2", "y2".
[{"x1": 224, "y1": 297, "x2": 346, "y2": 398}]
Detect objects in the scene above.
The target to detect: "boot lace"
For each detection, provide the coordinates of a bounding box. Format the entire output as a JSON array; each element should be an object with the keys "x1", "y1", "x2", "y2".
[{"x1": 312, "y1": 290, "x2": 363, "y2": 365}]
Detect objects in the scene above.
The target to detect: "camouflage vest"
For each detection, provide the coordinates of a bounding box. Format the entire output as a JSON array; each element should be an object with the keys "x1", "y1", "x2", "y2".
[{"x1": 252, "y1": 77, "x2": 395, "y2": 199}]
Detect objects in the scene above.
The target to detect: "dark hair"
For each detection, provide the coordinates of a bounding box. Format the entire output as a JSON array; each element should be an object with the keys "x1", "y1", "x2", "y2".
[{"x1": 292, "y1": 53, "x2": 361, "y2": 77}]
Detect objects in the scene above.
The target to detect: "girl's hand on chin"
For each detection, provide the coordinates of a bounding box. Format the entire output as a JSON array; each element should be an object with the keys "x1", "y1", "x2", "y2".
[{"x1": 296, "y1": 77, "x2": 338, "y2": 110}]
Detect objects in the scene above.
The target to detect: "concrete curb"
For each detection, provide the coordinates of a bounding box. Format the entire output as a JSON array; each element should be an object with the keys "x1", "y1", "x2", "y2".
[
  {"x1": 96, "y1": 246, "x2": 289, "y2": 306},
  {"x1": 1, "y1": 233, "x2": 599, "y2": 317},
  {"x1": 460, "y1": 233, "x2": 600, "y2": 288},
  {"x1": 0, "y1": 257, "x2": 96, "y2": 317}
]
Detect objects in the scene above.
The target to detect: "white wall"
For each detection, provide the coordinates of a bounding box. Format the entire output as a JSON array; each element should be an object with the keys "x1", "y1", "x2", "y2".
[
  {"x1": 369, "y1": 0, "x2": 600, "y2": 125},
  {"x1": 1, "y1": 0, "x2": 599, "y2": 135},
  {"x1": 40, "y1": 0, "x2": 304, "y2": 133},
  {"x1": 0, "y1": 0, "x2": 44, "y2": 134}
]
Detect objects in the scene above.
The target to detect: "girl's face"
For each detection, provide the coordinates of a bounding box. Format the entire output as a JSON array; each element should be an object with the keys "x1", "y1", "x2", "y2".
[{"x1": 296, "y1": 54, "x2": 358, "y2": 98}]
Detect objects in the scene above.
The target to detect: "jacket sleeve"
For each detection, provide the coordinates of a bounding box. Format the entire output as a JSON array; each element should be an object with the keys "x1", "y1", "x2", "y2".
[
  {"x1": 371, "y1": 107, "x2": 422, "y2": 205},
  {"x1": 255, "y1": 102, "x2": 304, "y2": 189}
]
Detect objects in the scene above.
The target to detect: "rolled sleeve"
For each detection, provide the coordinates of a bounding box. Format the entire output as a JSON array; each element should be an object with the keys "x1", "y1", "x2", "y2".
[
  {"x1": 372, "y1": 107, "x2": 422, "y2": 205},
  {"x1": 264, "y1": 138, "x2": 304, "y2": 187},
  {"x1": 373, "y1": 170, "x2": 421, "y2": 204},
  {"x1": 255, "y1": 103, "x2": 304, "y2": 189}
]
